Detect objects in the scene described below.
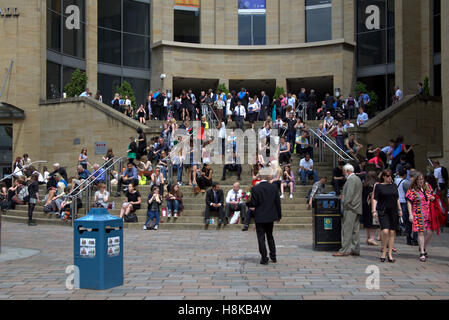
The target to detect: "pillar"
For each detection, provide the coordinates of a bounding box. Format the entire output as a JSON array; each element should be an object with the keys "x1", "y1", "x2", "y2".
[
  {"x1": 86, "y1": 0, "x2": 97, "y2": 94},
  {"x1": 201, "y1": 0, "x2": 215, "y2": 44},
  {"x1": 266, "y1": 0, "x2": 279, "y2": 45},
  {"x1": 332, "y1": 0, "x2": 344, "y2": 40},
  {"x1": 441, "y1": 0, "x2": 449, "y2": 165}
]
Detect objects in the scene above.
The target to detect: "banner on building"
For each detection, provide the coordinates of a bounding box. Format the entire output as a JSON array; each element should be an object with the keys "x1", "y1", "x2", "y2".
[
  {"x1": 238, "y1": 0, "x2": 266, "y2": 13},
  {"x1": 174, "y1": 0, "x2": 200, "y2": 8}
]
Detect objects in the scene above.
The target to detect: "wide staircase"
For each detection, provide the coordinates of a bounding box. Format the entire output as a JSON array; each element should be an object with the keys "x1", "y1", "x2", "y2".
[{"x1": 2, "y1": 120, "x2": 339, "y2": 230}]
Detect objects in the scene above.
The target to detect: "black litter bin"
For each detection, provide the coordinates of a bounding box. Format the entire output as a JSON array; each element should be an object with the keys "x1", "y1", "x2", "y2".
[{"x1": 313, "y1": 194, "x2": 341, "y2": 251}]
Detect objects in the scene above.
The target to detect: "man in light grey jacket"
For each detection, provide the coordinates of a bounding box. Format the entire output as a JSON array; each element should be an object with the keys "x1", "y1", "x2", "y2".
[{"x1": 333, "y1": 164, "x2": 363, "y2": 257}]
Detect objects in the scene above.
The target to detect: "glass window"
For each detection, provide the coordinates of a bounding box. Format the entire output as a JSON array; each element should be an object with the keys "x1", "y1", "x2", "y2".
[
  {"x1": 356, "y1": 0, "x2": 395, "y2": 67},
  {"x1": 305, "y1": 0, "x2": 332, "y2": 43},
  {"x1": 238, "y1": 15, "x2": 252, "y2": 45},
  {"x1": 123, "y1": 33, "x2": 150, "y2": 69},
  {"x1": 46, "y1": 7, "x2": 61, "y2": 52},
  {"x1": 98, "y1": 73, "x2": 124, "y2": 107},
  {"x1": 124, "y1": 0, "x2": 150, "y2": 36},
  {"x1": 46, "y1": 61, "x2": 61, "y2": 99},
  {"x1": 433, "y1": 0, "x2": 441, "y2": 54},
  {"x1": 123, "y1": 77, "x2": 150, "y2": 107},
  {"x1": 98, "y1": 28, "x2": 122, "y2": 65},
  {"x1": 62, "y1": 0, "x2": 86, "y2": 58},
  {"x1": 98, "y1": 0, "x2": 121, "y2": 30},
  {"x1": 174, "y1": 9, "x2": 200, "y2": 43},
  {"x1": 63, "y1": 66, "x2": 77, "y2": 91}
]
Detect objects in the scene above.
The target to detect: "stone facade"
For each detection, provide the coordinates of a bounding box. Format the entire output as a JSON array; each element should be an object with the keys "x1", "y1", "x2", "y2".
[
  {"x1": 0, "y1": 0, "x2": 45, "y2": 162},
  {"x1": 442, "y1": 0, "x2": 449, "y2": 167},
  {"x1": 351, "y1": 96, "x2": 443, "y2": 174}
]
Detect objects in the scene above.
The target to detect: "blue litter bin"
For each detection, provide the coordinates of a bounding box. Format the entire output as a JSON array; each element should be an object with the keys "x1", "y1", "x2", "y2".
[
  {"x1": 74, "y1": 208, "x2": 123, "y2": 290},
  {"x1": 313, "y1": 194, "x2": 342, "y2": 251}
]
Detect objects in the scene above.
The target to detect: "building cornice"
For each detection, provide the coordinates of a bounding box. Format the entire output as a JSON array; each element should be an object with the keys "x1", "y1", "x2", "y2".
[{"x1": 151, "y1": 39, "x2": 356, "y2": 51}]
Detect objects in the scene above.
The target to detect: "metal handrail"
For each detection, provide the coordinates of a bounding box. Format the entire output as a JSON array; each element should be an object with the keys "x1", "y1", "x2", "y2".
[
  {"x1": 308, "y1": 129, "x2": 354, "y2": 167},
  {"x1": 322, "y1": 131, "x2": 355, "y2": 161},
  {"x1": 69, "y1": 156, "x2": 126, "y2": 199},
  {"x1": 68, "y1": 156, "x2": 126, "y2": 225},
  {"x1": 0, "y1": 160, "x2": 47, "y2": 182},
  {"x1": 69, "y1": 157, "x2": 115, "y2": 196}
]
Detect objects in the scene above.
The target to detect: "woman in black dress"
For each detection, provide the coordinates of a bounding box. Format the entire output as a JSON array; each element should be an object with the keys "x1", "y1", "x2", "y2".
[
  {"x1": 362, "y1": 171, "x2": 379, "y2": 246},
  {"x1": 27, "y1": 173, "x2": 40, "y2": 226},
  {"x1": 372, "y1": 170, "x2": 403, "y2": 263},
  {"x1": 137, "y1": 105, "x2": 146, "y2": 124},
  {"x1": 136, "y1": 128, "x2": 147, "y2": 159},
  {"x1": 119, "y1": 182, "x2": 141, "y2": 220},
  {"x1": 197, "y1": 164, "x2": 213, "y2": 192}
]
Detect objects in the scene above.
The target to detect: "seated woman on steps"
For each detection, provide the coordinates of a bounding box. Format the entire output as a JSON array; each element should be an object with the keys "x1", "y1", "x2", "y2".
[{"x1": 120, "y1": 182, "x2": 141, "y2": 221}]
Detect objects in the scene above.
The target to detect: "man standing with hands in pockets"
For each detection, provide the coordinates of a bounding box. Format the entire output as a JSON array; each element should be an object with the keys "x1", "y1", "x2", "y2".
[
  {"x1": 333, "y1": 164, "x2": 363, "y2": 257},
  {"x1": 248, "y1": 167, "x2": 282, "y2": 265}
]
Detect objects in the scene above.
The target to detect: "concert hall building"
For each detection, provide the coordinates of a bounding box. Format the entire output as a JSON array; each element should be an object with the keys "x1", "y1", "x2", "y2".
[{"x1": 0, "y1": 0, "x2": 448, "y2": 176}]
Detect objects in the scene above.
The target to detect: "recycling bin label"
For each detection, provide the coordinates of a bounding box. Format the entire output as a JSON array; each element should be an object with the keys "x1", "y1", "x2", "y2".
[
  {"x1": 324, "y1": 218, "x2": 333, "y2": 230},
  {"x1": 107, "y1": 236, "x2": 120, "y2": 257}
]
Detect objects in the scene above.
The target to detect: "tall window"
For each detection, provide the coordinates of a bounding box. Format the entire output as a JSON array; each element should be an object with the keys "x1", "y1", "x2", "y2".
[
  {"x1": 97, "y1": 0, "x2": 151, "y2": 107},
  {"x1": 238, "y1": 0, "x2": 266, "y2": 45},
  {"x1": 98, "y1": 0, "x2": 151, "y2": 69},
  {"x1": 46, "y1": 0, "x2": 86, "y2": 99},
  {"x1": 356, "y1": 0, "x2": 395, "y2": 67},
  {"x1": 305, "y1": 0, "x2": 332, "y2": 43},
  {"x1": 433, "y1": 0, "x2": 441, "y2": 54},
  {"x1": 174, "y1": 0, "x2": 200, "y2": 43}
]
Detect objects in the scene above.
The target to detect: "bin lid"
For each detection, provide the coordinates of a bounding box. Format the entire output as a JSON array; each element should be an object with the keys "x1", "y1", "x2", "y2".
[
  {"x1": 75, "y1": 208, "x2": 122, "y2": 222},
  {"x1": 314, "y1": 194, "x2": 339, "y2": 200}
]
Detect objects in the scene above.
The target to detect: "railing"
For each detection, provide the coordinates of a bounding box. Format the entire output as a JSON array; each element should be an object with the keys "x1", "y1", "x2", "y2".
[
  {"x1": 68, "y1": 156, "x2": 127, "y2": 225},
  {"x1": 308, "y1": 129, "x2": 354, "y2": 167},
  {"x1": 0, "y1": 160, "x2": 47, "y2": 182}
]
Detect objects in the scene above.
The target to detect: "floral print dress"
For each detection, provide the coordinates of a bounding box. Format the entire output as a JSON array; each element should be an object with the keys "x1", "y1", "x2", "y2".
[{"x1": 405, "y1": 185, "x2": 433, "y2": 233}]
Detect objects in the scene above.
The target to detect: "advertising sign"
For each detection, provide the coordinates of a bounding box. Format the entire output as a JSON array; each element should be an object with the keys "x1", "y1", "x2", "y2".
[
  {"x1": 94, "y1": 142, "x2": 108, "y2": 155},
  {"x1": 238, "y1": 0, "x2": 266, "y2": 13},
  {"x1": 175, "y1": 0, "x2": 200, "y2": 8}
]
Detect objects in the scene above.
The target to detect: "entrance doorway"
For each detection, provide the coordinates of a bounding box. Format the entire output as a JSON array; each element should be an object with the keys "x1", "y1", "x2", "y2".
[
  {"x1": 173, "y1": 77, "x2": 219, "y2": 98},
  {"x1": 0, "y1": 124, "x2": 12, "y2": 187},
  {"x1": 229, "y1": 79, "x2": 276, "y2": 99},
  {"x1": 287, "y1": 76, "x2": 334, "y2": 103}
]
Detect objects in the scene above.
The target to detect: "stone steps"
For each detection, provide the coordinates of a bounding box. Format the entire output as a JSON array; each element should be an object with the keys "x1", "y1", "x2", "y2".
[
  {"x1": 3, "y1": 210, "x2": 312, "y2": 224},
  {"x1": 1, "y1": 214, "x2": 311, "y2": 230}
]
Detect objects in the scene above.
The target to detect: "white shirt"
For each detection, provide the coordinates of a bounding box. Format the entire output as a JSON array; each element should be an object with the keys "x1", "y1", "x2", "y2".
[
  {"x1": 218, "y1": 122, "x2": 226, "y2": 139},
  {"x1": 300, "y1": 158, "x2": 314, "y2": 170},
  {"x1": 125, "y1": 99, "x2": 131, "y2": 107},
  {"x1": 226, "y1": 189, "x2": 244, "y2": 204},
  {"x1": 434, "y1": 167, "x2": 444, "y2": 184},
  {"x1": 234, "y1": 105, "x2": 246, "y2": 118},
  {"x1": 248, "y1": 102, "x2": 259, "y2": 113},
  {"x1": 395, "y1": 177, "x2": 407, "y2": 203},
  {"x1": 395, "y1": 89, "x2": 403, "y2": 101}
]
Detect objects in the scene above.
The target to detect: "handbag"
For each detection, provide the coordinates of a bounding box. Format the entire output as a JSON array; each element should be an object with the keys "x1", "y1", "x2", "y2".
[
  {"x1": 124, "y1": 212, "x2": 138, "y2": 223},
  {"x1": 230, "y1": 211, "x2": 240, "y2": 225}
]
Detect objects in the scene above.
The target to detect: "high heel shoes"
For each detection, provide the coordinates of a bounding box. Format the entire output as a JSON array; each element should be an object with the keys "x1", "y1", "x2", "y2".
[{"x1": 387, "y1": 255, "x2": 396, "y2": 263}]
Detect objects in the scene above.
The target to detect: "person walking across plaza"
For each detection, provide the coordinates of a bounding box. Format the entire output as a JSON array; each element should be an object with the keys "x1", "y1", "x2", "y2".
[
  {"x1": 248, "y1": 168, "x2": 282, "y2": 265},
  {"x1": 406, "y1": 173, "x2": 436, "y2": 262},
  {"x1": 372, "y1": 170, "x2": 402, "y2": 263},
  {"x1": 333, "y1": 164, "x2": 362, "y2": 257}
]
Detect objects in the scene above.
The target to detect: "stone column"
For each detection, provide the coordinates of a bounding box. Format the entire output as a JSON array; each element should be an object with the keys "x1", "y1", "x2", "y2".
[
  {"x1": 332, "y1": 0, "x2": 344, "y2": 40},
  {"x1": 395, "y1": 0, "x2": 422, "y2": 95},
  {"x1": 224, "y1": 0, "x2": 238, "y2": 45},
  {"x1": 266, "y1": 0, "x2": 279, "y2": 45},
  {"x1": 201, "y1": 0, "x2": 215, "y2": 44},
  {"x1": 162, "y1": 0, "x2": 174, "y2": 41},
  {"x1": 442, "y1": 0, "x2": 449, "y2": 165},
  {"x1": 343, "y1": 0, "x2": 355, "y2": 43},
  {"x1": 85, "y1": 0, "x2": 98, "y2": 94}
]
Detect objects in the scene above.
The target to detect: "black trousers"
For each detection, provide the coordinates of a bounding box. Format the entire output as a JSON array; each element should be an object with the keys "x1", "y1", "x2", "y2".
[
  {"x1": 205, "y1": 205, "x2": 225, "y2": 222},
  {"x1": 28, "y1": 202, "x2": 35, "y2": 222},
  {"x1": 256, "y1": 222, "x2": 276, "y2": 261}
]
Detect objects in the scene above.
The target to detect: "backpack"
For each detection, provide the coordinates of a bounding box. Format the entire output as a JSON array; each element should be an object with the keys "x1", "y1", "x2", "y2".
[
  {"x1": 441, "y1": 167, "x2": 448, "y2": 186},
  {"x1": 124, "y1": 212, "x2": 138, "y2": 223},
  {"x1": 18, "y1": 186, "x2": 29, "y2": 203}
]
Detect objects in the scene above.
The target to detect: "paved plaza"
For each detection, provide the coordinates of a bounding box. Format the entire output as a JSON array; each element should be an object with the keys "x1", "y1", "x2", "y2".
[{"x1": 1, "y1": 221, "x2": 449, "y2": 300}]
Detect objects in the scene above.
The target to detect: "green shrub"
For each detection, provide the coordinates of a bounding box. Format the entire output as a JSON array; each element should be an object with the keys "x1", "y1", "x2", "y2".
[
  {"x1": 217, "y1": 83, "x2": 230, "y2": 95},
  {"x1": 116, "y1": 81, "x2": 136, "y2": 109},
  {"x1": 273, "y1": 86, "x2": 285, "y2": 100},
  {"x1": 423, "y1": 77, "x2": 430, "y2": 96},
  {"x1": 354, "y1": 81, "x2": 379, "y2": 118},
  {"x1": 63, "y1": 69, "x2": 87, "y2": 98}
]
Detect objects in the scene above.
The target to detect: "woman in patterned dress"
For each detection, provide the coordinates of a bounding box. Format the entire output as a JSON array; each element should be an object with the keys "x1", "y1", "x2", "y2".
[{"x1": 406, "y1": 173, "x2": 435, "y2": 262}]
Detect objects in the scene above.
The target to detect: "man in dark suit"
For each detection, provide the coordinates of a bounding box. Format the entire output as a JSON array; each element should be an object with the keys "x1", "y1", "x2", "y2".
[
  {"x1": 248, "y1": 168, "x2": 282, "y2": 265},
  {"x1": 205, "y1": 182, "x2": 225, "y2": 227},
  {"x1": 260, "y1": 91, "x2": 269, "y2": 121}
]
